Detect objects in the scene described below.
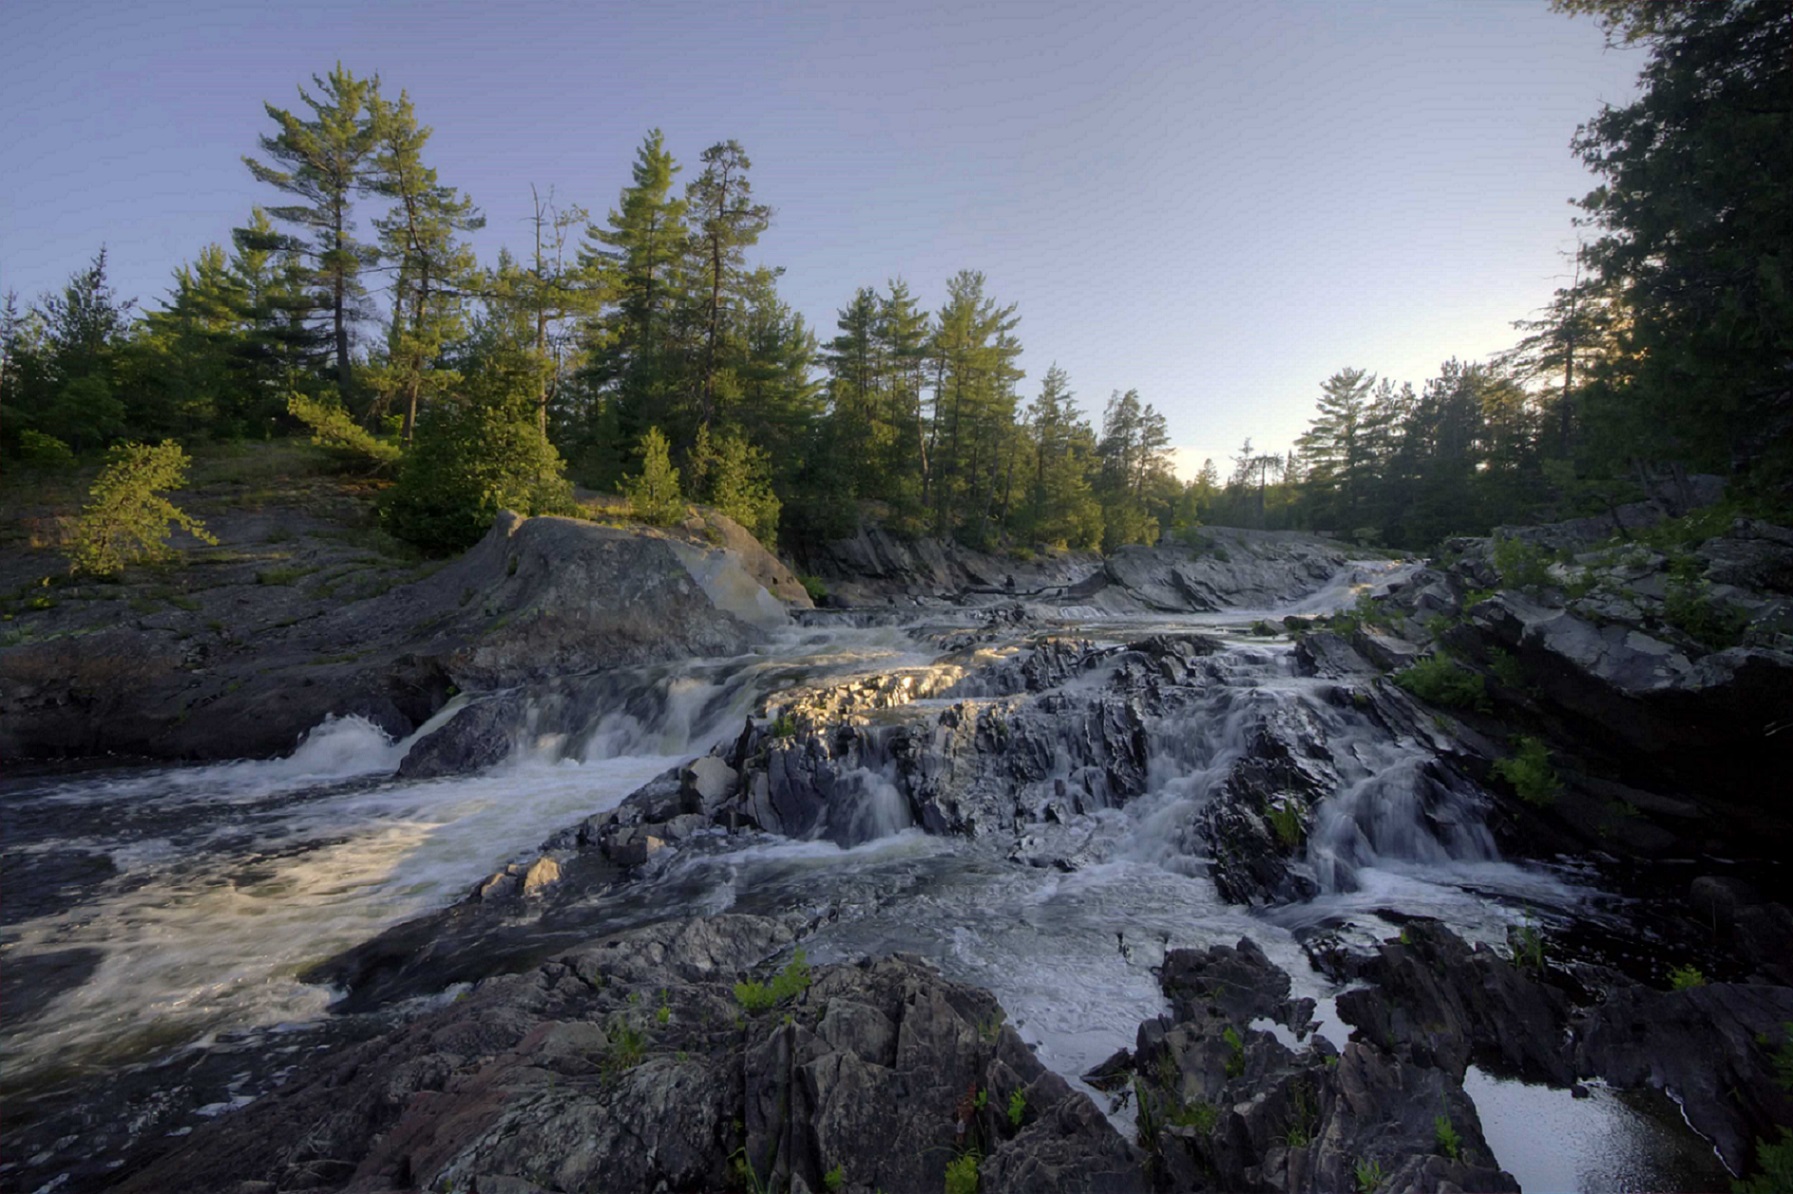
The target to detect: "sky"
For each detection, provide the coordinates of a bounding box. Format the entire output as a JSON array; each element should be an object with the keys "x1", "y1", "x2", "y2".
[{"x1": 0, "y1": 0, "x2": 1643, "y2": 475}]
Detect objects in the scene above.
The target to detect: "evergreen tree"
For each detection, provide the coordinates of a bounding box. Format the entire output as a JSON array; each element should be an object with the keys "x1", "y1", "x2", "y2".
[
  {"x1": 132, "y1": 245, "x2": 251, "y2": 435},
  {"x1": 1096, "y1": 388, "x2": 1173, "y2": 548},
  {"x1": 244, "y1": 64, "x2": 380, "y2": 399},
  {"x1": 581, "y1": 130, "x2": 691, "y2": 480},
  {"x1": 1295, "y1": 368, "x2": 1380, "y2": 533},
  {"x1": 230, "y1": 207, "x2": 331, "y2": 405},
  {"x1": 364, "y1": 86, "x2": 483, "y2": 442},
  {"x1": 1022, "y1": 364, "x2": 1102, "y2": 548},
  {"x1": 686, "y1": 140, "x2": 771, "y2": 429},
  {"x1": 382, "y1": 343, "x2": 576, "y2": 553},
  {"x1": 1556, "y1": 0, "x2": 1793, "y2": 480},
  {"x1": 496, "y1": 186, "x2": 604, "y2": 437},
  {"x1": 34, "y1": 250, "x2": 134, "y2": 452},
  {"x1": 927, "y1": 270, "x2": 1022, "y2": 542}
]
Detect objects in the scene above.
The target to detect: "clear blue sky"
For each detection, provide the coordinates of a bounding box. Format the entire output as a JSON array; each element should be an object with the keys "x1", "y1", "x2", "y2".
[{"x1": 0, "y1": 0, "x2": 1640, "y2": 473}]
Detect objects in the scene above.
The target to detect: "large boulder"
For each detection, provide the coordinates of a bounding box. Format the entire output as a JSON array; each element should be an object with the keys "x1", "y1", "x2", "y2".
[
  {"x1": 0, "y1": 513, "x2": 772, "y2": 762},
  {"x1": 112, "y1": 917, "x2": 1140, "y2": 1194}
]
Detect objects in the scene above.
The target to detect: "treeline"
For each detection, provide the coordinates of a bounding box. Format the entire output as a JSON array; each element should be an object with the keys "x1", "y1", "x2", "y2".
[{"x1": 5, "y1": 0, "x2": 1788, "y2": 556}]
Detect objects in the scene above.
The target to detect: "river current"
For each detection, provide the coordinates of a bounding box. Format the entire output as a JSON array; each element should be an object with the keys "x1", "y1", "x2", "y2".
[{"x1": 0, "y1": 563, "x2": 1730, "y2": 1192}]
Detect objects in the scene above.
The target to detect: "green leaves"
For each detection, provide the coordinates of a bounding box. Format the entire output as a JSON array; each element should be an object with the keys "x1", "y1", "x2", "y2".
[{"x1": 67, "y1": 441, "x2": 217, "y2": 576}]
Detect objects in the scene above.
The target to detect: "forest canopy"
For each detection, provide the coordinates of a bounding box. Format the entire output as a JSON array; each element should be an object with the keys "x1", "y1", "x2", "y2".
[{"x1": 4, "y1": 0, "x2": 1787, "y2": 554}]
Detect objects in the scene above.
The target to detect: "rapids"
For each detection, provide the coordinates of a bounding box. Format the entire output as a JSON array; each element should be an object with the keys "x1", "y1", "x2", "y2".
[{"x1": 0, "y1": 558, "x2": 1716, "y2": 1191}]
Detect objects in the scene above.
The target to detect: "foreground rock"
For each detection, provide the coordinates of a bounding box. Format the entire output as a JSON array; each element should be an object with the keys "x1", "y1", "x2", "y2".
[
  {"x1": 1, "y1": 513, "x2": 781, "y2": 761},
  {"x1": 113, "y1": 916, "x2": 1141, "y2": 1194}
]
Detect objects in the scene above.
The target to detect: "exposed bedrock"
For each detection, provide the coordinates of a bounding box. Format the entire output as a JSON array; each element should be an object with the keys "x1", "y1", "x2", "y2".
[
  {"x1": 115, "y1": 915, "x2": 1141, "y2": 1194},
  {"x1": 794, "y1": 521, "x2": 1359, "y2": 613},
  {"x1": 0, "y1": 513, "x2": 776, "y2": 762}
]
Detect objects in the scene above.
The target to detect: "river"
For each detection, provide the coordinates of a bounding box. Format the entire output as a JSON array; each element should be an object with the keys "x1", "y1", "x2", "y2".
[{"x1": 0, "y1": 563, "x2": 1731, "y2": 1192}]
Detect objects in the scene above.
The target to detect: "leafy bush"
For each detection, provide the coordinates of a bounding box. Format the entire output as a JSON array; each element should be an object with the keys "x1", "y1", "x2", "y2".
[
  {"x1": 1223, "y1": 1025, "x2": 1246, "y2": 1079},
  {"x1": 1434, "y1": 1113, "x2": 1462, "y2": 1161},
  {"x1": 1664, "y1": 575, "x2": 1749, "y2": 650},
  {"x1": 1007, "y1": 1087, "x2": 1027, "y2": 1129},
  {"x1": 383, "y1": 393, "x2": 576, "y2": 554},
  {"x1": 67, "y1": 440, "x2": 217, "y2": 576},
  {"x1": 690, "y1": 424, "x2": 780, "y2": 544},
  {"x1": 944, "y1": 1150, "x2": 981, "y2": 1194},
  {"x1": 18, "y1": 429, "x2": 75, "y2": 467},
  {"x1": 1354, "y1": 1157, "x2": 1386, "y2": 1193},
  {"x1": 800, "y1": 574, "x2": 828, "y2": 603},
  {"x1": 733, "y1": 950, "x2": 811, "y2": 1014},
  {"x1": 622, "y1": 427, "x2": 686, "y2": 525},
  {"x1": 1736, "y1": 1126, "x2": 1793, "y2": 1194},
  {"x1": 1668, "y1": 964, "x2": 1707, "y2": 990},
  {"x1": 1393, "y1": 655, "x2": 1489, "y2": 712},
  {"x1": 1493, "y1": 735, "x2": 1562, "y2": 806},
  {"x1": 287, "y1": 393, "x2": 402, "y2": 468},
  {"x1": 1492, "y1": 533, "x2": 1553, "y2": 590}
]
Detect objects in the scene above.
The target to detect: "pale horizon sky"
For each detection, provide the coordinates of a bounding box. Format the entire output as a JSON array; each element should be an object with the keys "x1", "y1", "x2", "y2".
[{"x1": 0, "y1": 0, "x2": 1642, "y2": 476}]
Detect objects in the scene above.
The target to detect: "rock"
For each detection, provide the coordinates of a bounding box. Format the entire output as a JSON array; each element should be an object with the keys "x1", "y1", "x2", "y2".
[
  {"x1": 1, "y1": 514, "x2": 769, "y2": 763},
  {"x1": 681, "y1": 754, "x2": 738, "y2": 811},
  {"x1": 1134, "y1": 933, "x2": 1517, "y2": 1194},
  {"x1": 1160, "y1": 938, "x2": 1316, "y2": 1032},
  {"x1": 1574, "y1": 981, "x2": 1793, "y2": 1174},
  {"x1": 1334, "y1": 920, "x2": 1574, "y2": 1086},
  {"x1": 114, "y1": 918, "x2": 1138, "y2": 1194}
]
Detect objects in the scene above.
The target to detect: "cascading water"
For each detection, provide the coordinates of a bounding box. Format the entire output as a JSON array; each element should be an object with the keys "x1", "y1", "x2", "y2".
[{"x1": 2, "y1": 556, "x2": 1617, "y2": 1189}]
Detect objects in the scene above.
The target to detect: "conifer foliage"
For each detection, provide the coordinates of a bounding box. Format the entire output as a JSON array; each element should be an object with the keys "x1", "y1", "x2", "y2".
[{"x1": 6, "y1": 9, "x2": 1788, "y2": 561}]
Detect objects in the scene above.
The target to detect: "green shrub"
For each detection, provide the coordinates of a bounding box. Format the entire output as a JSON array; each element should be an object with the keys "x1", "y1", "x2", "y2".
[
  {"x1": 690, "y1": 423, "x2": 779, "y2": 543},
  {"x1": 944, "y1": 1150, "x2": 981, "y2": 1194},
  {"x1": 1168, "y1": 1098, "x2": 1219, "y2": 1133},
  {"x1": 1664, "y1": 576, "x2": 1749, "y2": 650},
  {"x1": 1007, "y1": 1087, "x2": 1027, "y2": 1129},
  {"x1": 1487, "y1": 648, "x2": 1526, "y2": 689},
  {"x1": 1509, "y1": 920, "x2": 1547, "y2": 972},
  {"x1": 1735, "y1": 1126, "x2": 1793, "y2": 1194},
  {"x1": 383, "y1": 393, "x2": 576, "y2": 554},
  {"x1": 1393, "y1": 655, "x2": 1489, "y2": 712},
  {"x1": 1492, "y1": 533, "x2": 1553, "y2": 590},
  {"x1": 734, "y1": 950, "x2": 811, "y2": 1014},
  {"x1": 1434, "y1": 1113, "x2": 1461, "y2": 1161},
  {"x1": 67, "y1": 440, "x2": 218, "y2": 576},
  {"x1": 1223, "y1": 1025, "x2": 1246, "y2": 1079},
  {"x1": 287, "y1": 393, "x2": 402, "y2": 468},
  {"x1": 18, "y1": 429, "x2": 76, "y2": 467},
  {"x1": 1355, "y1": 1157, "x2": 1385, "y2": 1193},
  {"x1": 1669, "y1": 964, "x2": 1707, "y2": 990},
  {"x1": 622, "y1": 427, "x2": 686, "y2": 526},
  {"x1": 1493, "y1": 736, "x2": 1562, "y2": 806},
  {"x1": 801, "y1": 575, "x2": 829, "y2": 603}
]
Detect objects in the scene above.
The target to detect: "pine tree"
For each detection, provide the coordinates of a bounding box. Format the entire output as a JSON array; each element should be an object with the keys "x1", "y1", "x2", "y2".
[
  {"x1": 686, "y1": 141, "x2": 771, "y2": 429},
  {"x1": 244, "y1": 64, "x2": 380, "y2": 399},
  {"x1": 581, "y1": 130, "x2": 691, "y2": 477},
  {"x1": 364, "y1": 86, "x2": 483, "y2": 442},
  {"x1": 35, "y1": 250, "x2": 134, "y2": 452}
]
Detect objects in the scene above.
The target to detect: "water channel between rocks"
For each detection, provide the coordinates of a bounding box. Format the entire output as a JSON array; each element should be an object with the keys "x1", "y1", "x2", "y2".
[{"x1": 0, "y1": 562, "x2": 1728, "y2": 1191}]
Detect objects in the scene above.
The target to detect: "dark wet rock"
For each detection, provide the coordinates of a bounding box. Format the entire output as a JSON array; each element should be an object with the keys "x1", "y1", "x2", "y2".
[
  {"x1": 1291, "y1": 630, "x2": 1375, "y2": 678},
  {"x1": 2, "y1": 513, "x2": 775, "y2": 763},
  {"x1": 396, "y1": 690, "x2": 525, "y2": 778},
  {"x1": 1160, "y1": 938, "x2": 1316, "y2": 1033},
  {"x1": 1574, "y1": 982, "x2": 1793, "y2": 1175},
  {"x1": 1132, "y1": 936, "x2": 1517, "y2": 1194},
  {"x1": 1197, "y1": 705, "x2": 1336, "y2": 906},
  {"x1": 114, "y1": 917, "x2": 1138, "y2": 1194},
  {"x1": 1334, "y1": 919, "x2": 1574, "y2": 1086}
]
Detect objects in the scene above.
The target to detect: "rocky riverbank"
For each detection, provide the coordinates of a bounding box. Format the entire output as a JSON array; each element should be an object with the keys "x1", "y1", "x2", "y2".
[{"x1": 6, "y1": 478, "x2": 1792, "y2": 1192}]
